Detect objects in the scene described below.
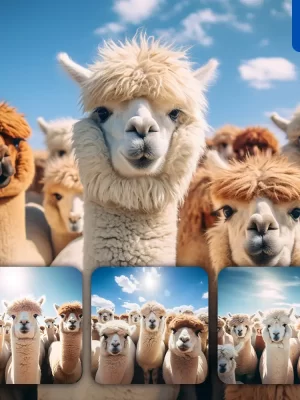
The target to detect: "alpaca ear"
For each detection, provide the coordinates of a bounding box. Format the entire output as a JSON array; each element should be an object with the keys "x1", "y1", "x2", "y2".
[
  {"x1": 53, "y1": 303, "x2": 60, "y2": 313},
  {"x1": 270, "y1": 113, "x2": 289, "y2": 133},
  {"x1": 250, "y1": 313, "x2": 256, "y2": 321},
  {"x1": 205, "y1": 149, "x2": 230, "y2": 172},
  {"x1": 57, "y1": 52, "x2": 92, "y2": 85},
  {"x1": 194, "y1": 58, "x2": 219, "y2": 89},
  {"x1": 38, "y1": 296, "x2": 46, "y2": 307},
  {"x1": 258, "y1": 310, "x2": 264, "y2": 318},
  {"x1": 37, "y1": 117, "x2": 49, "y2": 135},
  {"x1": 227, "y1": 313, "x2": 232, "y2": 318},
  {"x1": 288, "y1": 307, "x2": 295, "y2": 318},
  {"x1": 2, "y1": 300, "x2": 9, "y2": 310}
]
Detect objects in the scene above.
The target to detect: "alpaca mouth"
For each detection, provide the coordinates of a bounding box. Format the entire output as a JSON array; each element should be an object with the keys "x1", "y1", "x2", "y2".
[
  {"x1": 0, "y1": 173, "x2": 11, "y2": 188},
  {"x1": 178, "y1": 344, "x2": 189, "y2": 352},
  {"x1": 127, "y1": 156, "x2": 156, "y2": 169},
  {"x1": 219, "y1": 366, "x2": 226, "y2": 373},
  {"x1": 69, "y1": 223, "x2": 81, "y2": 233},
  {"x1": 111, "y1": 348, "x2": 120, "y2": 355},
  {"x1": 149, "y1": 324, "x2": 156, "y2": 330},
  {"x1": 68, "y1": 325, "x2": 76, "y2": 331},
  {"x1": 20, "y1": 328, "x2": 29, "y2": 334},
  {"x1": 247, "y1": 250, "x2": 277, "y2": 266}
]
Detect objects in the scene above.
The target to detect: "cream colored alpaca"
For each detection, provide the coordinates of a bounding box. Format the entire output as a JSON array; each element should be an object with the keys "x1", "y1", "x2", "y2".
[
  {"x1": 207, "y1": 152, "x2": 300, "y2": 272},
  {"x1": 136, "y1": 301, "x2": 166, "y2": 384},
  {"x1": 259, "y1": 308, "x2": 294, "y2": 384},
  {"x1": 128, "y1": 310, "x2": 141, "y2": 344},
  {"x1": 163, "y1": 313, "x2": 177, "y2": 349},
  {"x1": 91, "y1": 317, "x2": 100, "y2": 340},
  {"x1": 217, "y1": 317, "x2": 234, "y2": 345},
  {"x1": 42, "y1": 317, "x2": 57, "y2": 351},
  {"x1": 0, "y1": 313, "x2": 10, "y2": 383},
  {"x1": 271, "y1": 106, "x2": 300, "y2": 164},
  {"x1": 43, "y1": 154, "x2": 84, "y2": 257},
  {"x1": 37, "y1": 117, "x2": 78, "y2": 159},
  {"x1": 218, "y1": 344, "x2": 243, "y2": 384},
  {"x1": 48, "y1": 302, "x2": 82, "y2": 383},
  {"x1": 227, "y1": 313, "x2": 257, "y2": 382},
  {"x1": 4, "y1": 321, "x2": 11, "y2": 347},
  {"x1": 163, "y1": 315, "x2": 208, "y2": 384},
  {"x1": 3, "y1": 296, "x2": 46, "y2": 384},
  {"x1": 97, "y1": 307, "x2": 114, "y2": 323},
  {"x1": 197, "y1": 313, "x2": 209, "y2": 355},
  {"x1": 57, "y1": 35, "x2": 218, "y2": 269},
  {"x1": 95, "y1": 320, "x2": 136, "y2": 384}
]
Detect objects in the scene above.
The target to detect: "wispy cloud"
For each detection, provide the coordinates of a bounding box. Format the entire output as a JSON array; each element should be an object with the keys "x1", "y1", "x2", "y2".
[
  {"x1": 239, "y1": 57, "x2": 297, "y2": 89},
  {"x1": 94, "y1": 22, "x2": 126, "y2": 36},
  {"x1": 283, "y1": 0, "x2": 292, "y2": 16},
  {"x1": 122, "y1": 301, "x2": 140, "y2": 311},
  {"x1": 138, "y1": 296, "x2": 146, "y2": 302},
  {"x1": 255, "y1": 289, "x2": 286, "y2": 300},
  {"x1": 259, "y1": 38, "x2": 270, "y2": 47},
  {"x1": 91, "y1": 295, "x2": 115, "y2": 311},
  {"x1": 115, "y1": 275, "x2": 139, "y2": 293},
  {"x1": 274, "y1": 302, "x2": 300, "y2": 308},
  {"x1": 240, "y1": 0, "x2": 263, "y2": 6},
  {"x1": 202, "y1": 292, "x2": 209, "y2": 299},
  {"x1": 113, "y1": 0, "x2": 163, "y2": 24}
]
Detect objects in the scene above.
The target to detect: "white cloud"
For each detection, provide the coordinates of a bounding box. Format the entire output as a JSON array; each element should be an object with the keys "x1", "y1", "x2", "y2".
[
  {"x1": 138, "y1": 296, "x2": 146, "y2": 302},
  {"x1": 202, "y1": 292, "x2": 209, "y2": 299},
  {"x1": 246, "y1": 12, "x2": 255, "y2": 19},
  {"x1": 113, "y1": 0, "x2": 162, "y2": 24},
  {"x1": 271, "y1": 0, "x2": 291, "y2": 17},
  {"x1": 115, "y1": 275, "x2": 139, "y2": 293},
  {"x1": 257, "y1": 289, "x2": 286, "y2": 300},
  {"x1": 130, "y1": 274, "x2": 140, "y2": 285},
  {"x1": 283, "y1": 0, "x2": 292, "y2": 16},
  {"x1": 91, "y1": 295, "x2": 115, "y2": 311},
  {"x1": 194, "y1": 306, "x2": 208, "y2": 315},
  {"x1": 94, "y1": 22, "x2": 126, "y2": 35},
  {"x1": 274, "y1": 302, "x2": 300, "y2": 308},
  {"x1": 259, "y1": 38, "x2": 270, "y2": 47},
  {"x1": 168, "y1": 305, "x2": 195, "y2": 314},
  {"x1": 157, "y1": 8, "x2": 252, "y2": 46},
  {"x1": 164, "y1": 289, "x2": 171, "y2": 297},
  {"x1": 239, "y1": 57, "x2": 297, "y2": 89},
  {"x1": 240, "y1": 0, "x2": 263, "y2": 6},
  {"x1": 122, "y1": 302, "x2": 140, "y2": 311}
]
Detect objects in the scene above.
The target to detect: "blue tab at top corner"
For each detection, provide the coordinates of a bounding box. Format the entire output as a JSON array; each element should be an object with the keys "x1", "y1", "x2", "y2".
[{"x1": 293, "y1": 0, "x2": 300, "y2": 51}]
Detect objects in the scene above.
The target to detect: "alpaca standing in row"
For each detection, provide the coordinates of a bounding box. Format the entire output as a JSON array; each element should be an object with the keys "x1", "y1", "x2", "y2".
[
  {"x1": 218, "y1": 317, "x2": 234, "y2": 345},
  {"x1": 42, "y1": 317, "x2": 57, "y2": 351},
  {"x1": 128, "y1": 310, "x2": 141, "y2": 345},
  {"x1": 0, "y1": 313, "x2": 10, "y2": 383},
  {"x1": 218, "y1": 344, "x2": 241, "y2": 384},
  {"x1": 97, "y1": 307, "x2": 114, "y2": 323}
]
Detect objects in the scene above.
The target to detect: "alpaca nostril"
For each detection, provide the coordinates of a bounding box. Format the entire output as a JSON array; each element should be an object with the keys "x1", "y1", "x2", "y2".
[
  {"x1": 180, "y1": 337, "x2": 189, "y2": 343},
  {"x1": 125, "y1": 117, "x2": 159, "y2": 138}
]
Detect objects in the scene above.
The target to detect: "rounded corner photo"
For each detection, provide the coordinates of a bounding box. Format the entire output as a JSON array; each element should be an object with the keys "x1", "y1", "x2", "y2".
[
  {"x1": 91, "y1": 266, "x2": 209, "y2": 385},
  {"x1": 0, "y1": 267, "x2": 83, "y2": 385}
]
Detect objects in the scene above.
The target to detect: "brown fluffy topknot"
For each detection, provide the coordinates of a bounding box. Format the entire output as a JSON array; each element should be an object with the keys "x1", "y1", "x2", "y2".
[
  {"x1": 0, "y1": 102, "x2": 31, "y2": 139},
  {"x1": 57, "y1": 301, "x2": 82, "y2": 316},
  {"x1": 169, "y1": 314, "x2": 205, "y2": 333}
]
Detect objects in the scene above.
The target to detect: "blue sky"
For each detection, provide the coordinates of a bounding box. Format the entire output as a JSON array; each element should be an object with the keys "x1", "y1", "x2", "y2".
[
  {"x1": 218, "y1": 267, "x2": 300, "y2": 316},
  {"x1": 91, "y1": 267, "x2": 208, "y2": 315},
  {"x1": 0, "y1": 267, "x2": 82, "y2": 326},
  {"x1": 1, "y1": 0, "x2": 297, "y2": 149}
]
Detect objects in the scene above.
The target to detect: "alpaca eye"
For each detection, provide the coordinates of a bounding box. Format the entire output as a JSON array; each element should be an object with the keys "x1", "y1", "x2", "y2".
[
  {"x1": 289, "y1": 208, "x2": 300, "y2": 221},
  {"x1": 222, "y1": 205, "x2": 235, "y2": 220},
  {"x1": 60, "y1": 314, "x2": 65, "y2": 319},
  {"x1": 124, "y1": 334, "x2": 129, "y2": 339},
  {"x1": 33, "y1": 314, "x2": 38, "y2": 319},
  {"x1": 143, "y1": 316, "x2": 146, "y2": 319},
  {"x1": 168, "y1": 109, "x2": 181, "y2": 122},
  {"x1": 54, "y1": 193, "x2": 63, "y2": 201},
  {"x1": 58, "y1": 150, "x2": 66, "y2": 157},
  {"x1": 267, "y1": 325, "x2": 271, "y2": 328},
  {"x1": 95, "y1": 107, "x2": 111, "y2": 123},
  {"x1": 245, "y1": 325, "x2": 248, "y2": 328},
  {"x1": 230, "y1": 357, "x2": 233, "y2": 360},
  {"x1": 11, "y1": 315, "x2": 15, "y2": 320},
  {"x1": 79, "y1": 314, "x2": 83, "y2": 319},
  {"x1": 220, "y1": 142, "x2": 227, "y2": 148},
  {"x1": 283, "y1": 324, "x2": 287, "y2": 327},
  {"x1": 159, "y1": 316, "x2": 163, "y2": 319},
  {"x1": 233, "y1": 325, "x2": 236, "y2": 328},
  {"x1": 195, "y1": 330, "x2": 201, "y2": 336},
  {"x1": 102, "y1": 334, "x2": 108, "y2": 339},
  {"x1": 109, "y1": 314, "x2": 112, "y2": 317}
]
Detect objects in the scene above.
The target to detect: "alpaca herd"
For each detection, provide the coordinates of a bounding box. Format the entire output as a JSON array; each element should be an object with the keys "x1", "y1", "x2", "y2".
[
  {"x1": 0, "y1": 297, "x2": 82, "y2": 384},
  {"x1": 91, "y1": 301, "x2": 209, "y2": 385},
  {"x1": 218, "y1": 308, "x2": 300, "y2": 385}
]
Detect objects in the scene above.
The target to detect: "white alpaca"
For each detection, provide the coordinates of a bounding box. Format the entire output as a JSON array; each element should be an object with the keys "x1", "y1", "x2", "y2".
[
  {"x1": 163, "y1": 315, "x2": 208, "y2": 384},
  {"x1": 259, "y1": 308, "x2": 295, "y2": 384},
  {"x1": 95, "y1": 320, "x2": 136, "y2": 384},
  {"x1": 227, "y1": 313, "x2": 258, "y2": 382},
  {"x1": 128, "y1": 310, "x2": 141, "y2": 345},
  {"x1": 43, "y1": 154, "x2": 84, "y2": 257},
  {"x1": 0, "y1": 313, "x2": 10, "y2": 383},
  {"x1": 48, "y1": 302, "x2": 82, "y2": 384},
  {"x1": 3, "y1": 296, "x2": 46, "y2": 384},
  {"x1": 42, "y1": 317, "x2": 57, "y2": 351},
  {"x1": 270, "y1": 106, "x2": 300, "y2": 164},
  {"x1": 38, "y1": 33, "x2": 217, "y2": 400},
  {"x1": 4, "y1": 321, "x2": 11, "y2": 347},
  {"x1": 97, "y1": 307, "x2": 114, "y2": 324},
  {"x1": 136, "y1": 301, "x2": 166, "y2": 384},
  {"x1": 37, "y1": 117, "x2": 78, "y2": 158},
  {"x1": 218, "y1": 344, "x2": 243, "y2": 384},
  {"x1": 57, "y1": 36, "x2": 218, "y2": 270}
]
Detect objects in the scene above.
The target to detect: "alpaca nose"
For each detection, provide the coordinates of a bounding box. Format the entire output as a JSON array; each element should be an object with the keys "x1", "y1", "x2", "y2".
[
  {"x1": 125, "y1": 116, "x2": 159, "y2": 138},
  {"x1": 69, "y1": 214, "x2": 81, "y2": 224},
  {"x1": 237, "y1": 329, "x2": 243, "y2": 336},
  {"x1": 20, "y1": 320, "x2": 29, "y2": 325},
  {"x1": 149, "y1": 319, "x2": 156, "y2": 324},
  {"x1": 247, "y1": 213, "x2": 279, "y2": 236},
  {"x1": 112, "y1": 341, "x2": 120, "y2": 348},
  {"x1": 179, "y1": 336, "x2": 190, "y2": 343},
  {"x1": 273, "y1": 332, "x2": 280, "y2": 341}
]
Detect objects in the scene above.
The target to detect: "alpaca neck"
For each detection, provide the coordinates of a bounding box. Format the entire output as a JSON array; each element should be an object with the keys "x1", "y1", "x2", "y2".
[
  {"x1": 51, "y1": 230, "x2": 81, "y2": 257},
  {"x1": 218, "y1": 331, "x2": 225, "y2": 345},
  {"x1": 255, "y1": 335, "x2": 265, "y2": 352},
  {"x1": 11, "y1": 332, "x2": 40, "y2": 384},
  {"x1": 219, "y1": 369, "x2": 236, "y2": 384},
  {"x1": 46, "y1": 327, "x2": 56, "y2": 343},
  {"x1": 265, "y1": 340, "x2": 290, "y2": 383},
  {"x1": 84, "y1": 201, "x2": 177, "y2": 268},
  {"x1": 60, "y1": 330, "x2": 81, "y2": 375},
  {"x1": 0, "y1": 193, "x2": 26, "y2": 264},
  {"x1": 0, "y1": 330, "x2": 4, "y2": 355}
]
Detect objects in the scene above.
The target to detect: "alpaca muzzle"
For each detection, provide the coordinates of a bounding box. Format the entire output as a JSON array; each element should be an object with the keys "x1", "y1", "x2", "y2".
[{"x1": 0, "y1": 145, "x2": 15, "y2": 188}]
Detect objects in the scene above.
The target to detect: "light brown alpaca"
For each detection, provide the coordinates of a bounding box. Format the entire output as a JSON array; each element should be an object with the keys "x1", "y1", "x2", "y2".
[
  {"x1": 211, "y1": 124, "x2": 242, "y2": 160},
  {"x1": 91, "y1": 317, "x2": 100, "y2": 340},
  {"x1": 207, "y1": 153, "x2": 300, "y2": 272},
  {"x1": 26, "y1": 149, "x2": 49, "y2": 205},
  {"x1": 197, "y1": 313, "x2": 209, "y2": 355},
  {"x1": 119, "y1": 314, "x2": 129, "y2": 324},
  {"x1": 4, "y1": 321, "x2": 11, "y2": 347},
  {"x1": 0, "y1": 102, "x2": 46, "y2": 265},
  {"x1": 43, "y1": 154, "x2": 84, "y2": 257},
  {"x1": 217, "y1": 317, "x2": 234, "y2": 345},
  {"x1": 42, "y1": 317, "x2": 57, "y2": 351},
  {"x1": 48, "y1": 302, "x2": 82, "y2": 384},
  {"x1": 0, "y1": 313, "x2": 10, "y2": 383}
]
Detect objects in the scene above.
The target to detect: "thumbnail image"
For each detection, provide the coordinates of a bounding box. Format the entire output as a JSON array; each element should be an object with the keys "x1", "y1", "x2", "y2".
[
  {"x1": 218, "y1": 267, "x2": 300, "y2": 385},
  {"x1": 0, "y1": 267, "x2": 82, "y2": 384},
  {"x1": 91, "y1": 267, "x2": 208, "y2": 385}
]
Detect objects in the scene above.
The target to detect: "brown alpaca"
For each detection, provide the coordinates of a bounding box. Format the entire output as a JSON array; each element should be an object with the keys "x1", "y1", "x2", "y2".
[
  {"x1": 233, "y1": 126, "x2": 279, "y2": 160},
  {"x1": 211, "y1": 124, "x2": 242, "y2": 159},
  {"x1": 91, "y1": 316, "x2": 99, "y2": 340},
  {"x1": 26, "y1": 149, "x2": 49, "y2": 205},
  {"x1": 0, "y1": 102, "x2": 46, "y2": 265},
  {"x1": 119, "y1": 313, "x2": 129, "y2": 323},
  {"x1": 113, "y1": 314, "x2": 120, "y2": 320}
]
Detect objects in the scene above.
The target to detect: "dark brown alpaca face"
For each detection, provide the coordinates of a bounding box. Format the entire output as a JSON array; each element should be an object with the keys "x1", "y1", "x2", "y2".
[{"x1": 0, "y1": 141, "x2": 16, "y2": 189}]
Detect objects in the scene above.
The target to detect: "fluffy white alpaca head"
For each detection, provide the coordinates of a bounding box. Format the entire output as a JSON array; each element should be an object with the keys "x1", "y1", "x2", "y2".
[
  {"x1": 54, "y1": 302, "x2": 83, "y2": 333},
  {"x1": 218, "y1": 344, "x2": 239, "y2": 375},
  {"x1": 140, "y1": 301, "x2": 166, "y2": 333},
  {"x1": 44, "y1": 317, "x2": 56, "y2": 329},
  {"x1": 43, "y1": 154, "x2": 84, "y2": 235},
  {"x1": 4, "y1": 320, "x2": 11, "y2": 336},
  {"x1": 3, "y1": 296, "x2": 46, "y2": 339},
  {"x1": 128, "y1": 310, "x2": 141, "y2": 326},
  {"x1": 57, "y1": 34, "x2": 218, "y2": 211},
  {"x1": 207, "y1": 152, "x2": 300, "y2": 267},
  {"x1": 98, "y1": 320, "x2": 134, "y2": 356},
  {"x1": 97, "y1": 307, "x2": 114, "y2": 323},
  {"x1": 259, "y1": 308, "x2": 295, "y2": 343},
  {"x1": 227, "y1": 313, "x2": 255, "y2": 339},
  {"x1": 37, "y1": 117, "x2": 78, "y2": 158},
  {"x1": 169, "y1": 314, "x2": 204, "y2": 355}
]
